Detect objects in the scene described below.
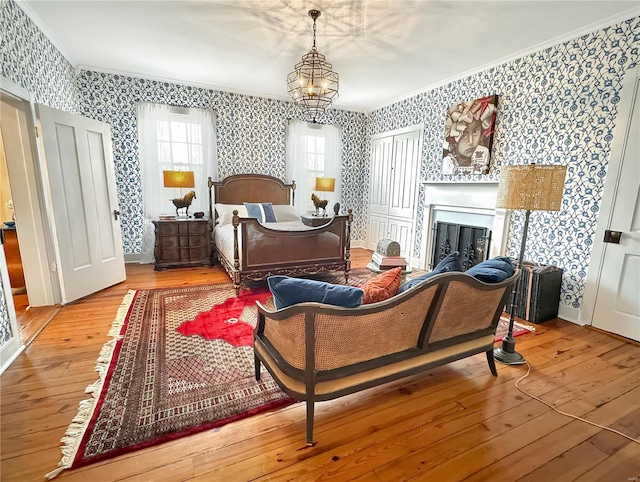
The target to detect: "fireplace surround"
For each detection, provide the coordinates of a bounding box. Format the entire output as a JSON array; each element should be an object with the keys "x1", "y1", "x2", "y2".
[{"x1": 420, "y1": 182, "x2": 509, "y2": 270}]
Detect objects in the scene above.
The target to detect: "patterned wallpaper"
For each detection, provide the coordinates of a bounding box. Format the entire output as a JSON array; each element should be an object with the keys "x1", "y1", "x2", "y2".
[
  {"x1": 76, "y1": 73, "x2": 368, "y2": 253},
  {"x1": 368, "y1": 17, "x2": 639, "y2": 310},
  {"x1": 0, "y1": 0, "x2": 80, "y2": 112},
  {"x1": 1, "y1": 0, "x2": 638, "y2": 318}
]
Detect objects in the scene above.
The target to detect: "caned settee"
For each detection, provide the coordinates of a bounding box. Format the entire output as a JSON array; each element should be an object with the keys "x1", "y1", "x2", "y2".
[{"x1": 254, "y1": 269, "x2": 520, "y2": 444}]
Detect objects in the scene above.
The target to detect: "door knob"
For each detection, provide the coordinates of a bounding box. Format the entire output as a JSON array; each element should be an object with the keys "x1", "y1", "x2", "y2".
[
  {"x1": 604, "y1": 230, "x2": 621, "y2": 244},
  {"x1": 114, "y1": 210, "x2": 121, "y2": 221}
]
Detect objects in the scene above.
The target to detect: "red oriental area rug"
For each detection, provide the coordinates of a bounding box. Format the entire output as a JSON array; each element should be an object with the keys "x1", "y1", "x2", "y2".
[
  {"x1": 46, "y1": 283, "x2": 293, "y2": 479},
  {"x1": 48, "y1": 269, "x2": 532, "y2": 478}
]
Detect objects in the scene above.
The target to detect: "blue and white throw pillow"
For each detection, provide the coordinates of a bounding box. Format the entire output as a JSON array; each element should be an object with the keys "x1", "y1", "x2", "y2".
[{"x1": 244, "y1": 202, "x2": 277, "y2": 223}]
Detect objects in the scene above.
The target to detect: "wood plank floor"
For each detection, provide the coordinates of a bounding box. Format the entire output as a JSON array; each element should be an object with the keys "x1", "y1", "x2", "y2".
[{"x1": 1, "y1": 248, "x2": 639, "y2": 481}]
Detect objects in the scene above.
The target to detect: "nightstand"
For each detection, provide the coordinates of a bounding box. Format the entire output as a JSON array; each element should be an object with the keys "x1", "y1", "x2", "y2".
[
  {"x1": 301, "y1": 214, "x2": 332, "y2": 227},
  {"x1": 152, "y1": 218, "x2": 211, "y2": 270}
]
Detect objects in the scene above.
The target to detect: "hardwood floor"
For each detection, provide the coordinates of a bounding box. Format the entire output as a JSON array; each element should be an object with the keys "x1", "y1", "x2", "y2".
[{"x1": 1, "y1": 248, "x2": 639, "y2": 481}]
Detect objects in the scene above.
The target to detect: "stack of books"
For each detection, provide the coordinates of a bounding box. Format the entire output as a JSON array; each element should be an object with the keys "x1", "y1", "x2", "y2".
[
  {"x1": 159, "y1": 214, "x2": 176, "y2": 220},
  {"x1": 369, "y1": 251, "x2": 408, "y2": 271}
]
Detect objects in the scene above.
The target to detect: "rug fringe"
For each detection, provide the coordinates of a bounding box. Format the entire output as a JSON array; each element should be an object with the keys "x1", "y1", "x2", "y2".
[{"x1": 45, "y1": 289, "x2": 137, "y2": 480}]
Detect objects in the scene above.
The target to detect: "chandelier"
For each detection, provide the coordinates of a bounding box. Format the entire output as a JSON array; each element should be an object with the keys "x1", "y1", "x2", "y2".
[{"x1": 287, "y1": 9, "x2": 339, "y2": 120}]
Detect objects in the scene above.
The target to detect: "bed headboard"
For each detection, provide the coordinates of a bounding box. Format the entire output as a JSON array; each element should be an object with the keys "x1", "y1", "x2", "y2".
[
  {"x1": 208, "y1": 174, "x2": 296, "y2": 221},
  {"x1": 209, "y1": 174, "x2": 295, "y2": 204}
]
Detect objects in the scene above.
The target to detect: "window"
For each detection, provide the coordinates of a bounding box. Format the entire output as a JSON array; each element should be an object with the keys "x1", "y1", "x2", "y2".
[
  {"x1": 286, "y1": 121, "x2": 341, "y2": 215},
  {"x1": 137, "y1": 103, "x2": 217, "y2": 262}
]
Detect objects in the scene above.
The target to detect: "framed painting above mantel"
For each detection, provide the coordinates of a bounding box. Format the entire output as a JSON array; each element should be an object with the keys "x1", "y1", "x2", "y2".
[{"x1": 441, "y1": 95, "x2": 498, "y2": 176}]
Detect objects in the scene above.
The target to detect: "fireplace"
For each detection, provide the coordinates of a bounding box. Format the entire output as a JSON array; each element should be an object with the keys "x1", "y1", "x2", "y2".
[
  {"x1": 420, "y1": 182, "x2": 508, "y2": 270},
  {"x1": 431, "y1": 222, "x2": 491, "y2": 270}
]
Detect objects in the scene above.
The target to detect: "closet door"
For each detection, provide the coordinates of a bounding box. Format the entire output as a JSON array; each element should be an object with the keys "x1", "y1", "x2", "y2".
[
  {"x1": 369, "y1": 136, "x2": 393, "y2": 216},
  {"x1": 388, "y1": 130, "x2": 421, "y2": 219}
]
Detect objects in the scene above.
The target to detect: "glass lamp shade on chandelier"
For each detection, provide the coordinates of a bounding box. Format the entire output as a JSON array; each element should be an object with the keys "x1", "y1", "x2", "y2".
[{"x1": 287, "y1": 9, "x2": 339, "y2": 121}]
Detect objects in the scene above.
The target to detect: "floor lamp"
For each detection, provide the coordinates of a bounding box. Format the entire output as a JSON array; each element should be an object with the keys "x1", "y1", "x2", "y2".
[{"x1": 494, "y1": 163, "x2": 567, "y2": 365}]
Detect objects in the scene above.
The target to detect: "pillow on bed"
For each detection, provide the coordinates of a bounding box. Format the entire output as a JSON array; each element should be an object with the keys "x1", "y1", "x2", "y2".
[
  {"x1": 244, "y1": 202, "x2": 277, "y2": 223},
  {"x1": 215, "y1": 204, "x2": 247, "y2": 225},
  {"x1": 271, "y1": 204, "x2": 300, "y2": 222},
  {"x1": 267, "y1": 276, "x2": 363, "y2": 310}
]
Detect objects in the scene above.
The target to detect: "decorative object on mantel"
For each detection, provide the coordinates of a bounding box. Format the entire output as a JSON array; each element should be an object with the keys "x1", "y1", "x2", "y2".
[
  {"x1": 333, "y1": 202, "x2": 340, "y2": 216},
  {"x1": 287, "y1": 9, "x2": 339, "y2": 121},
  {"x1": 493, "y1": 163, "x2": 567, "y2": 365},
  {"x1": 442, "y1": 95, "x2": 498, "y2": 176},
  {"x1": 164, "y1": 170, "x2": 196, "y2": 217},
  {"x1": 312, "y1": 177, "x2": 335, "y2": 216}
]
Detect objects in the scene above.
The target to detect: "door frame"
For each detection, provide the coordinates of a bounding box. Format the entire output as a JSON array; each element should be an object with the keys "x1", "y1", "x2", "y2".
[
  {"x1": 1, "y1": 76, "x2": 60, "y2": 307},
  {"x1": 578, "y1": 66, "x2": 640, "y2": 326}
]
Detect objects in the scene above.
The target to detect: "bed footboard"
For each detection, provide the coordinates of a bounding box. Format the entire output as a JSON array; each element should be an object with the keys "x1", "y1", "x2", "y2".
[{"x1": 226, "y1": 210, "x2": 352, "y2": 295}]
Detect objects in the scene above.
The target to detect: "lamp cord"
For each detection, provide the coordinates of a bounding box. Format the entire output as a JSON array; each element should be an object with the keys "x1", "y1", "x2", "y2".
[{"x1": 515, "y1": 361, "x2": 640, "y2": 444}]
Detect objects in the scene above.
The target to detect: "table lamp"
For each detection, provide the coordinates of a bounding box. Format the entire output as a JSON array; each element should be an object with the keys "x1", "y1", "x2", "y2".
[
  {"x1": 494, "y1": 163, "x2": 567, "y2": 365},
  {"x1": 163, "y1": 170, "x2": 195, "y2": 217},
  {"x1": 313, "y1": 177, "x2": 335, "y2": 217}
]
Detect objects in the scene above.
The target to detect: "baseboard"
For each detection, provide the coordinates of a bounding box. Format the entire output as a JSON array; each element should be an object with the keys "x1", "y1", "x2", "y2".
[
  {"x1": 124, "y1": 253, "x2": 141, "y2": 263},
  {"x1": 351, "y1": 239, "x2": 366, "y2": 249},
  {"x1": 558, "y1": 304, "x2": 582, "y2": 325}
]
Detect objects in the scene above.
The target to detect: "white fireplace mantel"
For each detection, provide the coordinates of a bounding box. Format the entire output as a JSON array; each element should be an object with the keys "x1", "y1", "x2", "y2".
[{"x1": 419, "y1": 182, "x2": 509, "y2": 269}]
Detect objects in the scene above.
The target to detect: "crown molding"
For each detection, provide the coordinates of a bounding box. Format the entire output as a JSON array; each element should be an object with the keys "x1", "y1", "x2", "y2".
[{"x1": 369, "y1": 9, "x2": 639, "y2": 112}]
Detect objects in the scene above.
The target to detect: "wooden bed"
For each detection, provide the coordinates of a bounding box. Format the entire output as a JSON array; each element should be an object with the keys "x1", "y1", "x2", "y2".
[{"x1": 208, "y1": 174, "x2": 352, "y2": 294}]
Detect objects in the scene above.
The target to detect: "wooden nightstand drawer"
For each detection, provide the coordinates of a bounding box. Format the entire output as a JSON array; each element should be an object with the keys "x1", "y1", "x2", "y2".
[{"x1": 153, "y1": 218, "x2": 211, "y2": 270}]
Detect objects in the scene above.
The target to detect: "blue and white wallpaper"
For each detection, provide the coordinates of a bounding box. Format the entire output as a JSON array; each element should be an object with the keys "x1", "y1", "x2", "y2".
[
  {"x1": 0, "y1": 0, "x2": 80, "y2": 112},
  {"x1": 76, "y1": 73, "x2": 368, "y2": 252},
  {"x1": 368, "y1": 17, "x2": 639, "y2": 310},
  {"x1": 1, "y1": 0, "x2": 639, "y2": 315}
]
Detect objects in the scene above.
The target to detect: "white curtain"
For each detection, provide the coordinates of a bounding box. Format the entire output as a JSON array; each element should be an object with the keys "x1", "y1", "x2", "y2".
[
  {"x1": 286, "y1": 120, "x2": 342, "y2": 216},
  {"x1": 137, "y1": 102, "x2": 218, "y2": 263}
]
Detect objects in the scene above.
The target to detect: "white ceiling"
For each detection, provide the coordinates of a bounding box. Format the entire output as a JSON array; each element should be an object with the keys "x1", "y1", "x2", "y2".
[{"x1": 20, "y1": 0, "x2": 639, "y2": 111}]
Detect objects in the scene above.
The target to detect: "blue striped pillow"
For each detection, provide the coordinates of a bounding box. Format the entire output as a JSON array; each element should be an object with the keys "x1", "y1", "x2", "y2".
[{"x1": 243, "y1": 202, "x2": 277, "y2": 223}]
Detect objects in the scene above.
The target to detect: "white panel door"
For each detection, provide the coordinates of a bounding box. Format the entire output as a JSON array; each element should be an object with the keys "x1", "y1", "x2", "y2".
[
  {"x1": 369, "y1": 136, "x2": 392, "y2": 216},
  {"x1": 38, "y1": 105, "x2": 125, "y2": 304},
  {"x1": 367, "y1": 215, "x2": 388, "y2": 252},
  {"x1": 387, "y1": 218, "x2": 414, "y2": 259},
  {"x1": 591, "y1": 72, "x2": 640, "y2": 341},
  {"x1": 388, "y1": 130, "x2": 421, "y2": 219}
]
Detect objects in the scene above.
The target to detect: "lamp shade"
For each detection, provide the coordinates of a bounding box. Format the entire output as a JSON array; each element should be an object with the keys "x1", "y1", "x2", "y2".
[
  {"x1": 496, "y1": 164, "x2": 567, "y2": 211},
  {"x1": 163, "y1": 170, "x2": 195, "y2": 188},
  {"x1": 315, "y1": 177, "x2": 335, "y2": 192}
]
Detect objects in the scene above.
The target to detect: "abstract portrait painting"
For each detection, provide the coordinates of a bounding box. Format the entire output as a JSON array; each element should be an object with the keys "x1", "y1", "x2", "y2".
[{"x1": 442, "y1": 95, "x2": 498, "y2": 175}]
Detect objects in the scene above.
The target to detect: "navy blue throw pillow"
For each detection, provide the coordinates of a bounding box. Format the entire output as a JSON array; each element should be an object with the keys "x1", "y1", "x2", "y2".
[
  {"x1": 267, "y1": 276, "x2": 363, "y2": 310},
  {"x1": 244, "y1": 202, "x2": 277, "y2": 223},
  {"x1": 466, "y1": 256, "x2": 514, "y2": 283},
  {"x1": 397, "y1": 251, "x2": 463, "y2": 294}
]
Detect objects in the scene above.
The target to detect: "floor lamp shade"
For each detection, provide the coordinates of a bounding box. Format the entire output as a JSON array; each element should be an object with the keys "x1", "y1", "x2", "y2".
[
  {"x1": 163, "y1": 170, "x2": 195, "y2": 189},
  {"x1": 496, "y1": 164, "x2": 567, "y2": 211},
  {"x1": 315, "y1": 177, "x2": 335, "y2": 193}
]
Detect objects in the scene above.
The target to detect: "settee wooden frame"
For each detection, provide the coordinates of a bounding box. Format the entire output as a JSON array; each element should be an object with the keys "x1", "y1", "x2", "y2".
[{"x1": 254, "y1": 269, "x2": 520, "y2": 444}]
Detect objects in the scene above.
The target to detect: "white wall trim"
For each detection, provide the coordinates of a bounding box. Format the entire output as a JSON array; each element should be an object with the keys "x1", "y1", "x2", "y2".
[
  {"x1": 559, "y1": 305, "x2": 582, "y2": 326},
  {"x1": 420, "y1": 182, "x2": 506, "y2": 270},
  {"x1": 0, "y1": 341, "x2": 25, "y2": 376}
]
